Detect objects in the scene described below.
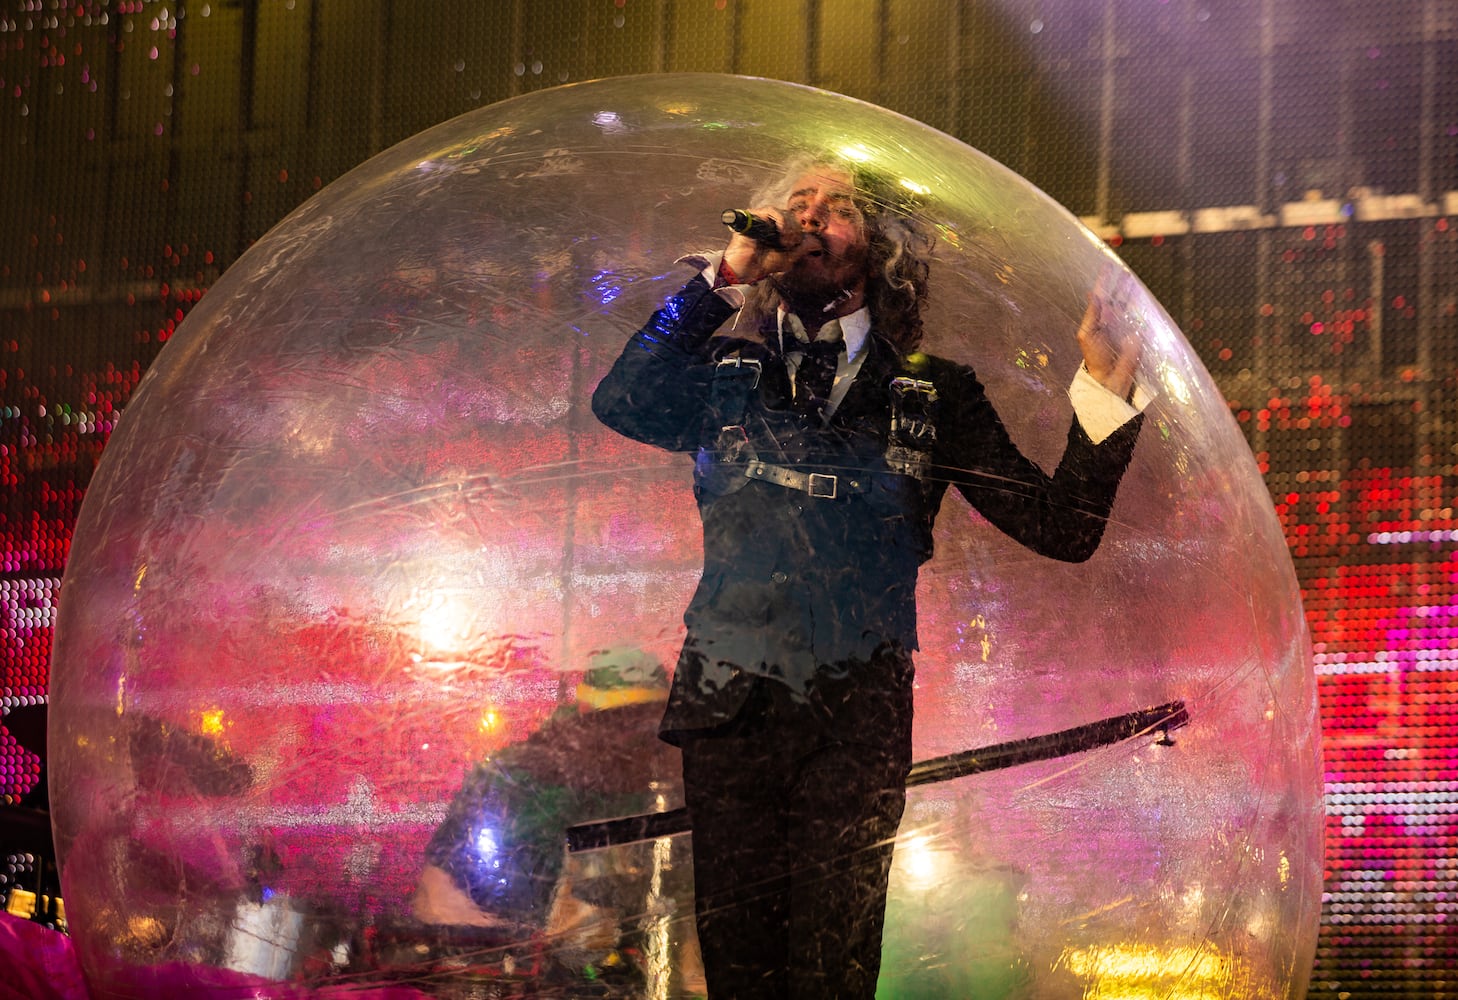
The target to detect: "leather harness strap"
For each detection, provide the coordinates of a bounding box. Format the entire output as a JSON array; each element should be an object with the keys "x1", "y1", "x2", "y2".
[
  {"x1": 743, "y1": 460, "x2": 872, "y2": 500},
  {"x1": 707, "y1": 352, "x2": 937, "y2": 502}
]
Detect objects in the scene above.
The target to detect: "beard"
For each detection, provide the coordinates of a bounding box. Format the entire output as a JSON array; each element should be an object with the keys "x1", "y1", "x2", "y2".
[{"x1": 771, "y1": 234, "x2": 869, "y2": 317}]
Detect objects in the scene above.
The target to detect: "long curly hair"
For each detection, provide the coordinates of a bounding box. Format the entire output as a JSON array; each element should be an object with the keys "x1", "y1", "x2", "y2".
[{"x1": 744, "y1": 154, "x2": 935, "y2": 354}]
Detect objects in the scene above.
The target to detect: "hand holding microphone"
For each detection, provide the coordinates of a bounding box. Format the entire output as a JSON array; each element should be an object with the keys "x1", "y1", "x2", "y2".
[
  {"x1": 719, "y1": 206, "x2": 801, "y2": 282},
  {"x1": 721, "y1": 209, "x2": 786, "y2": 248}
]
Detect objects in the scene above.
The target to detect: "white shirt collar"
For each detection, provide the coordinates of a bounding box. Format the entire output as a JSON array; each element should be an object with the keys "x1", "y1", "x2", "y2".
[{"x1": 779, "y1": 306, "x2": 872, "y2": 361}]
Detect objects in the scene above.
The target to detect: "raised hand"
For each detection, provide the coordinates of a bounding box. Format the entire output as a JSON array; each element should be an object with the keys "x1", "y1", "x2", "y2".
[{"x1": 1076, "y1": 266, "x2": 1143, "y2": 401}]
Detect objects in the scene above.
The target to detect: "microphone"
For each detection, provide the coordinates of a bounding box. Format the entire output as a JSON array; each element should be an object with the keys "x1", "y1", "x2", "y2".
[{"x1": 721, "y1": 209, "x2": 784, "y2": 248}]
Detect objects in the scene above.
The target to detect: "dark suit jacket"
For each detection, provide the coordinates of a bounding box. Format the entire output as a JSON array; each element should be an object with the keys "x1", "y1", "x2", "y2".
[{"x1": 592, "y1": 274, "x2": 1142, "y2": 748}]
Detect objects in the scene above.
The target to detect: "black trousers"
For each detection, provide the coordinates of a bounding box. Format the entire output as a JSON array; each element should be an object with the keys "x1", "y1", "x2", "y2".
[{"x1": 679, "y1": 672, "x2": 911, "y2": 999}]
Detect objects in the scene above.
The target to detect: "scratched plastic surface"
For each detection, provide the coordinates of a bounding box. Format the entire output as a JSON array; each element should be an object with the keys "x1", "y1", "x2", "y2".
[{"x1": 48, "y1": 75, "x2": 1321, "y2": 999}]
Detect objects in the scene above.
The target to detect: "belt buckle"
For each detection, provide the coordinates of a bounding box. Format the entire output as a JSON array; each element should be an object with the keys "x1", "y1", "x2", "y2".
[
  {"x1": 715, "y1": 355, "x2": 762, "y2": 388},
  {"x1": 807, "y1": 473, "x2": 838, "y2": 499}
]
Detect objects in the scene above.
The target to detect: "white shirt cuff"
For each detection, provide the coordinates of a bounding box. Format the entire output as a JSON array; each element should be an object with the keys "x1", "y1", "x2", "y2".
[
  {"x1": 678, "y1": 250, "x2": 750, "y2": 310},
  {"x1": 1068, "y1": 365, "x2": 1153, "y2": 444}
]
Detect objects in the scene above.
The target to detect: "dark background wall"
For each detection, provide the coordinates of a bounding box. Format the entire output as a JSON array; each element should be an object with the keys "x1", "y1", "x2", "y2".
[{"x1": 2, "y1": 1, "x2": 1456, "y2": 995}]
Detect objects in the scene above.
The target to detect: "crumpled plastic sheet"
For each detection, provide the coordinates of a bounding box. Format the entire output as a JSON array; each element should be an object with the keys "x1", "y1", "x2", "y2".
[{"x1": 0, "y1": 913, "x2": 88, "y2": 1000}]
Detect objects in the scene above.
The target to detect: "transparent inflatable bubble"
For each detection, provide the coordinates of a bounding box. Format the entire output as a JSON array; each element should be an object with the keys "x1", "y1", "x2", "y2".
[{"x1": 49, "y1": 74, "x2": 1322, "y2": 999}]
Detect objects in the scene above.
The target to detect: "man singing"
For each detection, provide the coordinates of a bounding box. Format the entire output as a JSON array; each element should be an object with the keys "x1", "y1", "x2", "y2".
[{"x1": 591, "y1": 155, "x2": 1148, "y2": 998}]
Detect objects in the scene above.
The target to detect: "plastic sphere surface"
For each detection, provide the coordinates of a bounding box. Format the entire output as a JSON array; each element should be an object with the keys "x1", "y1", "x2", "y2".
[{"x1": 49, "y1": 74, "x2": 1321, "y2": 999}]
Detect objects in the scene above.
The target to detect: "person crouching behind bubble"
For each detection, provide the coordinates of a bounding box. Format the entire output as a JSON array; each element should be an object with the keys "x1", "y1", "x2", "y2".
[
  {"x1": 591, "y1": 154, "x2": 1150, "y2": 998},
  {"x1": 412, "y1": 647, "x2": 691, "y2": 978}
]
